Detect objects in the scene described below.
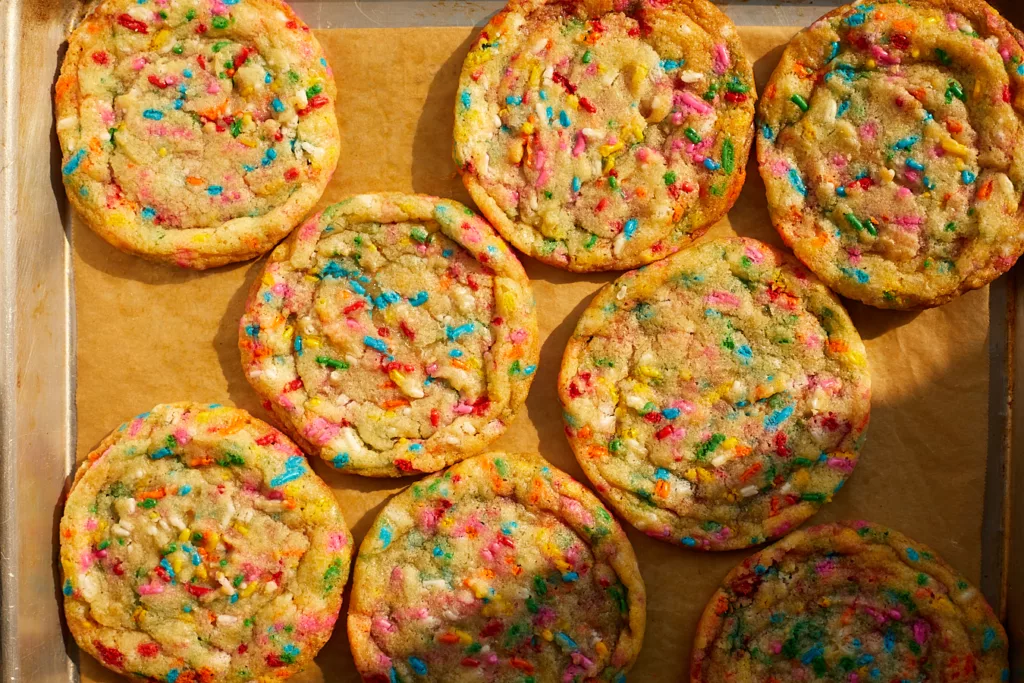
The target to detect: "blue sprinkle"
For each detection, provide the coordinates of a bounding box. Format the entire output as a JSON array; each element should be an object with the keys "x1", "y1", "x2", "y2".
[
  {"x1": 545, "y1": 106, "x2": 553, "y2": 122},
  {"x1": 173, "y1": 99, "x2": 184, "y2": 110},
  {"x1": 262, "y1": 148, "x2": 277, "y2": 166},
  {"x1": 1018, "y1": 64, "x2": 1024, "y2": 76},
  {"x1": 332, "y1": 453, "x2": 349, "y2": 469},
  {"x1": 654, "y1": 468, "x2": 670, "y2": 480},
  {"x1": 178, "y1": 485, "x2": 191, "y2": 495},
  {"x1": 79, "y1": 185, "x2": 89, "y2": 197},
  {"x1": 223, "y1": 0, "x2": 240, "y2": 4},
  {"x1": 832, "y1": 63, "x2": 856, "y2": 82},
  {"x1": 379, "y1": 524, "x2": 393, "y2": 549},
  {"x1": 183, "y1": 68, "x2": 193, "y2": 78},
  {"x1": 505, "y1": 95, "x2": 522, "y2": 106},
  {"x1": 562, "y1": 572, "x2": 579, "y2": 582},
  {"x1": 961, "y1": 170, "x2": 976, "y2": 184},
  {"x1": 272, "y1": 98, "x2": 286, "y2": 113},
  {"x1": 681, "y1": 536, "x2": 696, "y2": 547},
  {"x1": 243, "y1": 163, "x2": 256, "y2": 173},
  {"x1": 348, "y1": 279, "x2": 366, "y2": 296},
  {"x1": 660, "y1": 59, "x2": 682, "y2": 71},
  {"x1": 460, "y1": 90, "x2": 471, "y2": 109},
  {"x1": 703, "y1": 158, "x2": 721, "y2": 171},
  {"x1": 270, "y1": 456, "x2": 306, "y2": 487},
  {"x1": 559, "y1": 110, "x2": 571, "y2": 127},
  {"x1": 62, "y1": 149, "x2": 87, "y2": 175},
  {"x1": 177, "y1": 84, "x2": 187, "y2": 95},
  {"x1": 408, "y1": 443, "x2": 423, "y2": 452},
  {"x1": 320, "y1": 57, "x2": 327, "y2": 67},
  {"x1": 554, "y1": 632, "x2": 578, "y2": 650},
  {"x1": 230, "y1": 593, "x2": 239, "y2": 603},
  {"x1": 662, "y1": 408, "x2": 680, "y2": 419},
  {"x1": 446, "y1": 323, "x2": 474, "y2": 341},
  {"x1": 736, "y1": 344, "x2": 753, "y2": 361},
  {"x1": 432, "y1": 546, "x2": 443, "y2": 556},
  {"x1": 151, "y1": 447, "x2": 172, "y2": 460},
  {"x1": 538, "y1": 90, "x2": 547, "y2": 101},
  {"x1": 906, "y1": 159, "x2": 925, "y2": 171},
  {"x1": 245, "y1": 324, "x2": 260, "y2": 338},
  {"x1": 283, "y1": 644, "x2": 300, "y2": 657},
  {"x1": 788, "y1": 168, "x2": 808, "y2": 196},
  {"x1": 373, "y1": 291, "x2": 401, "y2": 309},
  {"x1": 894, "y1": 135, "x2": 919, "y2": 150},
  {"x1": 761, "y1": 124, "x2": 774, "y2": 140},
  {"x1": 167, "y1": 670, "x2": 180, "y2": 683},
  {"x1": 63, "y1": 579, "x2": 73, "y2": 596},
  {"x1": 763, "y1": 405, "x2": 794, "y2": 431},
  {"x1": 523, "y1": 365, "x2": 537, "y2": 375},
  {"x1": 840, "y1": 266, "x2": 870, "y2": 283},
  {"x1": 207, "y1": 185, "x2": 223, "y2": 196},
  {"x1": 836, "y1": 185, "x2": 847, "y2": 197},
  {"x1": 294, "y1": 335, "x2": 303, "y2": 357},
  {"x1": 983, "y1": 627, "x2": 997, "y2": 651},
  {"x1": 160, "y1": 557, "x2": 176, "y2": 581},
  {"x1": 846, "y1": 11, "x2": 866, "y2": 26},
  {"x1": 389, "y1": 668, "x2": 399, "y2": 683},
  {"x1": 856, "y1": 654, "x2": 874, "y2": 666},
  {"x1": 449, "y1": 349, "x2": 464, "y2": 357},
  {"x1": 883, "y1": 630, "x2": 896, "y2": 652},
  {"x1": 923, "y1": 176, "x2": 936, "y2": 190},
  {"x1": 409, "y1": 291, "x2": 429, "y2": 306},
  {"x1": 364, "y1": 336, "x2": 389, "y2": 354},
  {"x1": 770, "y1": 613, "x2": 785, "y2": 624},
  {"x1": 572, "y1": 176, "x2": 581, "y2": 193},
  {"x1": 837, "y1": 99, "x2": 850, "y2": 117},
  {"x1": 409, "y1": 657, "x2": 427, "y2": 675},
  {"x1": 142, "y1": 109, "x2": 164, "y2": 120},
  {"x1": 265, "y1": 72, "x2": 272, "y2": 84},
  {"x1": 826, "y1": 41, "x2": 839, "y2": 62},
  {"x1": 623, "y1": 218, "x2": 639, "y2": 240},
  {"x1": 801, "y1": 644, "x2": 824, "y2": 665}
]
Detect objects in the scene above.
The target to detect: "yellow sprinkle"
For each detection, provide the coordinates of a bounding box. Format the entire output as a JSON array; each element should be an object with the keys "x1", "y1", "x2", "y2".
[
  {"x1": 637, "y1": 365, "x2": 661, "y2": 379},
  {"x1": 241, "y1": 581, "x2": 260, "y2": 598},
  {"x1": 630, "y1": 64, "x2": 648, "y2": 91},
  {"x1": 599, "y1": 141, "x2": 624, "y2": 157},
  {"x1": 596, "y1": 641, "x2": 609, "y2": 657},
  {"x1": 239, "y1": 137, "x2": 258, "y2": 148},
  {"x1": 283, "y1": 325, "x2": 294, "y2": 340},
  {"x1": 178, "y1": 528, "x2": 191, "y2": 543},
  {"x1": 521, "y1": 121, "x2": 535, "y2": 135},
  {"x1": 307, "y1": 397, "x2": 322, "y2": 409},
  {"x1": 195, "y1": 565, "x2": 208, "y2": 580},
  {"x1": 191, "y1": 234, "x2": 209, "y2": 243},
  {"x1": 133, "y1": 607, "x2": 147, "y2": 623},
  {"x1": 973, "y1": 80, "x2": 981, "y2": 98},
  {"x1": 206, "y1": 531, "x2": 219, "y2": 550},
  {"x1": 151, "y1": 29, "x2": 171, "y2": 49},
  {"x1": 910, "y1": 48, "x2": 920, "y2": 58},
  {"x1": 541, "y1": 629, "x2": 554, "y2": 641},
  {"x1": 305, "y1": 337, "x2": 321, "y2": 348},
  {"x1": 170, "y1": 555, "x2": 184, "y2": 575},
  {"x1": 457, "y1": 630, "x2": 473, "y2": 645},
  {"x1": 233, "y1": 522, "x2": 249, "y2": 537},
  {"x1": 529, "y1": 66, "x2": 541, "y2": 88},
  {"x1": 262, "y1": 274, "x2": 275, "y2": 286},
  {"x1": 158, "y1": 147, "x2": 167, "y2": 157},
  {"x1": 566, "y1": 94, "x2": 579, "y2": 110},
  {"x1": 722, "y1": 437, "x2": 739, "y2": 450},
  {"x1": 793, "y1": 469, "x2": 811, "y2": 488}
]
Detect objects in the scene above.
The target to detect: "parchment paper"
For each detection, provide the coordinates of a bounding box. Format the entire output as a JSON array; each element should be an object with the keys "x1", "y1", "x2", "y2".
[{"x1": 73, "y1": 26, "x2": 992, "y2": 683}]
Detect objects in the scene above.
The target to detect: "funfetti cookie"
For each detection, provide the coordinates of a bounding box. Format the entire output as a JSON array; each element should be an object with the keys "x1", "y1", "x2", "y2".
[
  {"x1": 691, "y1": 521, "x2": 1009, "y2": 682},
  {"x1": 60, "y1": 403, "x2": 352, "y2": 682},
  {"x1": 454, "y1": 0, "x2": 756, "y2": 272},
  {"x1": 347, "y1": 452, "x2": 646, "y2": 683},
  {"x1": 758, "y1": 0, "x2": 1024, "y2": 308},
  {"x1": 239, "y1": 194, "x2": 540, "y2": 477},
  {"x1": 56, "y1": 0, "x2": 340, "y2": 269},
  {"x1": 559, "y1": 237, "x2": 871, "y2": 551}
]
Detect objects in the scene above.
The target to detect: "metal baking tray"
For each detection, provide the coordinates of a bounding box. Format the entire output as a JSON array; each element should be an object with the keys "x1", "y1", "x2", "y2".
[{"x1": 1, "y1": 0, "x2": 1020, "y2": 681}]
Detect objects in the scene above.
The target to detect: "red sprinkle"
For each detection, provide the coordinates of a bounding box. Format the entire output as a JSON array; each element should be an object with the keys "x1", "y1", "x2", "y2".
[
  {"x1": 579, "y1": 97, "x2": 597, "y2": 113},
  {"x1": 890, "y1": 32, "x2": 910, "y2": 50},
  {"x1": 116, "y1": 14, "x2": 148, "y2": 34},
  {"x1": 480, "y1": 619, "x2": 503, "y2": 638},
  {"x1": 195, "y1": 22, "x2": 208, "y2": 34},
  {"x1": 233, "y1": 46, "x2": 254, "y2": 69},
  {"x1": 186, "y1": 584, "x2": 213, "y2": 597},
  {"x1": 343, "y1": 300, "x2": 365, "y2": 314},
  {"x1": 91, "y1": 51, "x2": 109, "y2": 65},
  {"x1": 551, "y1": 71, "x2": 577, "y2": 95},
  {"x1": 237, "y1": 644, "x2": 248, "y2": 654},
  {"x1": 655, "y1": 425, "x2": 674, "y2": 440},
  {"x1": 148, "y1": 74, "x2": 171, "y2": 89},
  {"x1": 461, "y1": 658, "x2": 481, "y2": 667},
  {"x1": 297, "y1": 94, "x2": 329, "y2": 116},
  {"x1": 430, "y1": 408, "x2": 440, "y2": 427},
  {"x1": 399, "y1": 321, "x2": 416, "y2": 340},
  {"x1": 284, "y1": 167, "x2": 300, "y2": 181},
  {"x1": 643, "y1": 411, "x2": 662, "y2": 424},
  {"x1": 394, "y1": 459, "x2": 414, "y2": 473},
  {"x1": 255, "y1": 432, "x2": 277, "y2": 446},
  {"x1": 137, "y1": 643, "x2": 159, "y2": 657},
  {"x1": 724, "y1": 91, "x2": 748, "y2": 104},
  {"x1": 94, "y1": 641, "x2": 126, "y2": 669},
  {"x1": 283, "y1": 378, "x2": 304, "y2": 392}
]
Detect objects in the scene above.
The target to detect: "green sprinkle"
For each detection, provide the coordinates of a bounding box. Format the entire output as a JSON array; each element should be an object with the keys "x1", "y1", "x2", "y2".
[
  {"x1": 945, "y1": 222, "x2": 957, "y2": 232},
  {"x1": 946, "y1": 79, "x2": 965, "y2": 103},
  {"x1": 663, "y1": 170, "x2": 677, "y2": 185},
  {"x1": 230, "y1": 118, "x2": 242, "y2": 138},
  {"x1": 212, "y1": 40, "x2": 229, "y2": 52},
  {"x1": 185, "y1": 8, "x2": 196, "y2": 20},
  {"x1": 582, "y1": 50, "x2": 592, "y2": 64},
  {"x1": 211, "y1": 15, "x2": 229, "y2": 29},
  {"x1": 172, "y1": 44, "x2": 184, "y2": 55},
  {"x1": 845, "y1": 213, "x2": 865, "y2": 231},
  {"x1": 608, "y1": 176, "x2": 619, "y2": 191},
  {"x1": 141, "y1": 498, "x2": 158, "y2": 509},
  {"x1": 790, "y1": 94, "x2": 809, "y2": 111},
  {"x1": 801, "y1": 492, "x2": 827, "y2": 502},
  {"x1": 935, "y1": 48, "x2": 952, "y2": 66},
  {"x1": 684, "y1": 127, "x2": 701, "y2": 143},
  {"x1": 306, "y1": 83, "x2": 323, "y2": 98},
  {"x1": 722, "y1": 138, "x2": 735, "y2": 175},
  {"x1": 726, "y1": 77, "x2": 749, "y2": 94},
  {"x1": 695, "y1": 433, "x2": 726, "y2": 461},
  {"x1": 584, "y1": 234, "x2": 597, "y2": 249},
  {"x1": 410, "y1": 226, "x2": 428, "y2": 243},
  {"x1": 316, "y1": 356, "x2": 349, "y2": 370}
]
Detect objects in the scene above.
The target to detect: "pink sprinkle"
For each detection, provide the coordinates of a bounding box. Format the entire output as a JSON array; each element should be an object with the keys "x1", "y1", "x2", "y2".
[
  {"x1": 904, "y1": 170, "x2": 920, "y2": 182},
  {"x1": 670, "y1": 400, "x2": 696, "y2": 414},
  {"x1": 671, "y1": 111, "x2": 684, "y2": 125},
  {"x1": 896, "y1": 187, "x2": 913, "y2": 199},
  {"x1": 743, "y1": 245, "x2": 765, "y2": 264},
  {"x1": 827, "y1": 457, "x2": 856, "y2": 472},
  {"x1": 426, "y1": 363, "x2": 438, "y2": 375},
  {"x1": 510, "y1": 328, "x2": 527, "y2": 343},
  {"x1": 870, "y1": 44, "x2": 900, "y2": 65},
  {"x1": 464, "y1": 227, "x2": 482, "y2": 243},
  {"x1": 304, "y1": 417, "x2": 339, "y2": 445},
  {"x1": 705, "y1": 290, "x2": 741, "y2": 307},
  {"x1": 832, "y1": 154, "x2": 848, "y2": 169},
  {"x1": 999, "y1": 46, "x2": 1010, "y2": 61},
  {"x1": 769, "y1": 159, "x2": 790, "y2": 176},
  {"x1": 390, "y1": 566, "x2": 403, "y2": 585},
  {"x1": 680, "y1": 91, "x2": 712, "y2": 115},
  {"x1": 79, "y1": 551, "x2": 96, "y2": 570},
  {"x1": 100, "y1": 108, "x2": 115, "y2": 125},
  {"x1": 279, "y1": 395, "x2": 295, "y2": 410},
  {"x1": 137, "y1": 582, "x2": 164, "y2": 595},
  {"x1": 372, "y1": 617, "x2": 397, "y2": 634},
  {"x1": 946, "y1": 12, "x2": 959, "y2": 30},
  {"x1": 173, "y1": 427, "x2": 191, "y2": 445},
  {"x1": 913, "y1": 619, "x2": 931, "y2": 644},
  {"x1": 454, "y1": 403, "x2": 474, "y2": 415},
  {"x1": 816, "y1": 558, "x2": 837, "y2": 576},
  {"x1": 84, "y1": 518, "x2": 98, "y2": 531},
  {"x1": 713, "y1": 43, "x2": 731, "y2": 75},
  {"x1": 128, "y1": 419, "x2": 144, "y2": 437},
  {"x1": 345, "y1": 318, "x2": 361, "y2": 330},
  {"x1": 206, "y1": 81, "x2": 221, "y2": 95},
  {"x1": 327, "y1": 532, "x2": 348, "y2": 551},
  {"x1": 572, "y1": 132, "x2": 586, "y2": 157},
  {"x1": 859, "y1": 122, "x2": 878, "y2": 141},
  {"x1": 770, "y1": 641, "x2": 783, "y2": 654},
  {"x1": 636, "y1": 147, "x2": 651, "y2": 163},
  {"x1": 131, "y1": 57, "x2": 147, "y2": 71}
]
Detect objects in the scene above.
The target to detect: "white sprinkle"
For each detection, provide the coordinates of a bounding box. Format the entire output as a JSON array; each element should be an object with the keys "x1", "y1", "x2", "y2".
[
  {"x1": 678, "y1": 70, "x2": 703, "y2": 83},
  {"x1": 740, "y1": 485, "x2": 759, "y2": 498},
  {"x1": 216, "y1": 615, "x2": 239, "y2": 626}
]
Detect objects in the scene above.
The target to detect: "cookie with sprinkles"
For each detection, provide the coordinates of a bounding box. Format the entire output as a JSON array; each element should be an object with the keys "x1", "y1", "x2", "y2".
[
  {"x1": 56, "y1": 0, "x2": 340, "y2": 269},
  {"x1": 758, "y1": 0, "x2": 1024, "y2": 309},
  {"x1": 559, "y1": 237, "x2": 871, "y2": 551},
  {"x1": 347, "y1": 451, "x2": 646, "y2": 682},
  {"x1": 239, "y1": 193, "x2": 540, "y2": 477},
  {"x1": 691, "y1": 521, "x2": 1009, "y2": 682},
  {"x1": 454, "y1": 0, "x2": 756, "y2": 272},
  {"x1": 60, "y1": 403, "x2": 352, "y2": 682}
]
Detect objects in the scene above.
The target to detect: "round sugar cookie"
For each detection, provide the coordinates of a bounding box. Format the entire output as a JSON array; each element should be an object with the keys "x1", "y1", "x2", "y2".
[
  {"x1": 60, "y1": 403, "x2": 352, "y2": 682},
  {"x1": 559, "y1": 237, "x2": 871, "y2": 551},
  {"x1": 239, "y1": 193, "x2": 539, "y2": 477},
  {"x1": 691, "y1": 521, "x2": 1009, "y2": 682},
  {"x1": 757, "y1": 0, "x2": 1024, "y2": 308},
  {"x1": 56, "y1": 0, "x2": 340, "y2": 269},
  {"x1": 454, "y1": 0, "x2": 756, "y2": 272},
  {"x1": 347, "y1": 452, "x2": 646, "y2": 683}
]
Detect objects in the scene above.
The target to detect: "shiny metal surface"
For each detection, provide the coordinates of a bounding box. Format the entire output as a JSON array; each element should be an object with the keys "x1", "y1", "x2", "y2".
[{"x1": 0, "y1": 0, "x2": 1017, "y2": 681}]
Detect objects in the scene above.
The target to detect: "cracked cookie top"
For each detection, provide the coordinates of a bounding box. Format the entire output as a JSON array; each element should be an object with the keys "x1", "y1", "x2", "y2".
[
  {"x1": 56, "y1": 0, "x2": 339, "y2": 268},
  {"x1": 559, "y1": 237, "x2": 871, "y2": 550},
  {"x1": 239, "y1": 194, "x2": 539, "y2": 477},
  {"x1": 454, "y1": 0, "x2": 755, "y2": 272}
]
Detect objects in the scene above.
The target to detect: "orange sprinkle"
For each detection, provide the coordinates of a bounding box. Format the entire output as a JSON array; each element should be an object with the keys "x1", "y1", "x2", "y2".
[
  {"x1": 586, "y1": 445, "x2": 609, "y2": 459},
  {"x1": 189, "y1": 456, "x2": 214, "y2": 467},
  {"x1": 216, "y1": 416, "x2": 246, "y2": 435},
  {"x1": 635, "y1": 186, "x2": 647, "y2": 199},
  {"x1": 381, "y1": 399, "x2": 410, "y2": 409},
  {"x1": 946, "y1": 119, "x2": 964, "y2": 134},
  {"x1": 828, "y1": 339, "x2": 848, "y2": 353},
  {"x1": 654, "y1": 480, "x2": 669, "y2": 498},
  {"x1": 451, "y1": 359, "x2": 470, "y2": 371},
  {"x1": 577, "y1": 425, "x2": 593, "y2": 440},
  {"x1": 438, "y1": 633, "x2": 460, "y2": 645},
  {"x1": 977, "y1": 179, "x2": 993, "y2": 200},
  {"x1": 739, "y1": 462, "x2": 763, "y2": 483},
  {"x1": 892, "y1": 19, "x2": 916, "y2": 33},
  {"x1": 137, "y1": 487, "x2": 166, "y2": 500},
  {"x1": 185, "y1": 176, "x2": 205, "y2": 186},
  {"x1": 735, "y1": 445, "x2": 753, "y2": 458}
]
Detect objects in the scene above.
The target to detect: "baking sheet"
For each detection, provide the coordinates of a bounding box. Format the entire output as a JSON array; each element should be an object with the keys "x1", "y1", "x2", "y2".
[{"x1": 72, "y1": 26, "x2": 993, "y2": 682}]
